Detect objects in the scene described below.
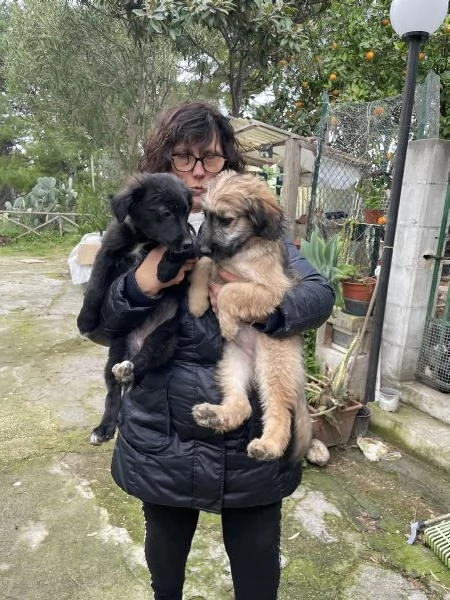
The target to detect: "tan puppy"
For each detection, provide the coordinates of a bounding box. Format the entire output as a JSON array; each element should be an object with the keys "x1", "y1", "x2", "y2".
[{"x1": 188, "y1": 171, "x2": 312, "y2": 461}]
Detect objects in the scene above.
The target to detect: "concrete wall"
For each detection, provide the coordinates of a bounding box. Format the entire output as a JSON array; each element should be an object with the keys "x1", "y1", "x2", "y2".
[
  {"x1": 381, "y1": 139, "x2": 450, "y2": 384},
  {"x1": 315, "y1": 311, "x2": 371, "y2": 401}
]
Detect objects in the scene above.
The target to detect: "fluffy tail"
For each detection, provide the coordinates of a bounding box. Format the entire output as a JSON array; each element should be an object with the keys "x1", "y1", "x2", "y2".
[{"x1": 291, "y1": 390, "x2": 313, "y2": 461}]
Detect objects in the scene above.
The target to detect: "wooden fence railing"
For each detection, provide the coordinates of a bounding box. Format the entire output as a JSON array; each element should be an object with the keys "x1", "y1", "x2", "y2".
[{"x1": 0, "y1": 211, "x2": 82, "y2": 239}]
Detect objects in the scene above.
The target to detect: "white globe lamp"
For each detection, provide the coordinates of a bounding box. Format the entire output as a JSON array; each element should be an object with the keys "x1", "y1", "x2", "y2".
[{"x1": 390, "y1": 0, "x2": 448, "y2": 38}]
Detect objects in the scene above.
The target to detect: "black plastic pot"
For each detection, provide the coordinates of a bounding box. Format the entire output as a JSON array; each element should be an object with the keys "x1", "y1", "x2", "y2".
[{"x1": 350, "y1": 404, "x2": 371, "y2": 438}]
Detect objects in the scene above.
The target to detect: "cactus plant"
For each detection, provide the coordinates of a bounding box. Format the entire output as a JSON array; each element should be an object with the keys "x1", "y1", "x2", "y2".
[{"x1": 5, "y1": 177, "x2": 78, "y2": 229}]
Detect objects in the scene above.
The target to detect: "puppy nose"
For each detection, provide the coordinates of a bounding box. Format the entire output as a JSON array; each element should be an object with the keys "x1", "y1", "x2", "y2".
[
  {"x1": 181, "y1": 238, "x2": 194, "y2": 251},
  {"x1": 200, "y1": 244, "x2": 212, "y2": 256}
]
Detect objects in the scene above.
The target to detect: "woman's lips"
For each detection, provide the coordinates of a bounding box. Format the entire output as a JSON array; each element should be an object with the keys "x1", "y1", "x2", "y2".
[{"x1": 191, "y1": 187, "x2": 206, "y2": 196}]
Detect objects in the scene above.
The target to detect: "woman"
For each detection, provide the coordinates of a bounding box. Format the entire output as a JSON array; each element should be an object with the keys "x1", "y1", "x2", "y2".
[{"x1": 85, "y1": 101, "x2": 335, "y2": 600}]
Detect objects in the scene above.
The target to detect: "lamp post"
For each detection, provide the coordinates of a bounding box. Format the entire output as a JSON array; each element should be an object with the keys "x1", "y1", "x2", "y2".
[{"x1": 363, "y1": 0, "x2": 448, "y2": 405}]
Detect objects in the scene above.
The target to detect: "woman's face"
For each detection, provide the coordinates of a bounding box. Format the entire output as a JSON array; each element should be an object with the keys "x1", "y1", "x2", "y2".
[{"x1": 171, "y1": 135, "x2": 224, "y2": 212}]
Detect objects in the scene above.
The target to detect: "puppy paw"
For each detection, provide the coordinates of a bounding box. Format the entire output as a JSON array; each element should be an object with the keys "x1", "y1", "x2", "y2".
[
  {"x1": 188, "y1": 291, "x2": 210, "y2": 318},
  {"x1": 247, "y1": 438, "x2": 282, "y2": 461},
  {"x1": 77, "y1": 313, "x2": 99, "y2": 335},
  {"x1": 218, "y1": 315, "x2": 239, "y2": 341},
  {"x1": 192, "y1": 403, "x2": 231, "y2": 433},
  {"x1": 90, "y1": 424, "x2": 116, "y2": 445},
  {"x1": 112, "y1": 360, "x2": 134, "y2": 385}
]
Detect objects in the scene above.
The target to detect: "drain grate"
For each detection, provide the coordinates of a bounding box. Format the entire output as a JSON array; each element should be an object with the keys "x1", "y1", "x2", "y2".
[{"x1": 424, "y1": 520, "x2": 450, "y2": 568}]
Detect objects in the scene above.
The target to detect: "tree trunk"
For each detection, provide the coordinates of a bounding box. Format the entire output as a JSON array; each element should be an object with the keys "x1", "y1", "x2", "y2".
[{"x1": 229, "y1": 67, "x2": 245, "y2": 117}]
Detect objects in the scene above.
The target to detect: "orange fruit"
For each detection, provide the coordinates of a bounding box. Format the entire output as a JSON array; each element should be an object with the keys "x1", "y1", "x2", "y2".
[
  {"x1": 329, "y1": 73, "x2": 337, "y2": 81},
  {"x1": 302, "y1": 81, "x2": 309, "y2": 88},
  {"x1": 419, "y1": 52, "x2": 425, "y2": 60},
  {"x1": 374, "y1": 107, "x2": 384, "y2": 116},
  {"x1": 444, "y1": 24, "x2": 450, "y2": 34},
  {"x1": 332, "y1": 89, "x2": 340, "y2": 97},
  {"x1": 295, "y1": 100, "x2": 304, "y2": 108},
  {"x1": 377, "y1": 216, "x2": 387, "y2": 225},
  {"x1": 381, "y1": 18, "x2": 390, "y2": 26},
  {"x1": 330, "y1": 41, "x2": 338, "y2": 49},
  {"x1": 386, "y1": 152, "x2": 394, "y2": 160},
  {"x1": 365, "y1": 50, "x2": 375, "y2": 60},
  {"x1": 314, "y1": 55, "x2": 322, "y2": 63}
]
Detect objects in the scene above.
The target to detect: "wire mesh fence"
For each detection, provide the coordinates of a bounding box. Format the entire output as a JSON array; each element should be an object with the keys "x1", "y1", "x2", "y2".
[
  {"x1": 307, "y1": 71, "x2": 441, "y2": 276},
  {"x1": 416, "y1": 211, "x2": 450, "y2": 393},
  {"x1": 417, "y1": 319, "x2": 450, "y2": 393}
]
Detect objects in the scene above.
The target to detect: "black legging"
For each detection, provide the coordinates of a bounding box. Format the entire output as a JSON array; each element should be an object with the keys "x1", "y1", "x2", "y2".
[{"x1": 143, "y1": 501, "x2": 282, "y2": 600}]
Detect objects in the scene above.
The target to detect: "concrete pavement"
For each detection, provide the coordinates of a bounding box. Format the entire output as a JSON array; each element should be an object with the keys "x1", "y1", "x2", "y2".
[{"x1": 1, "y1": 252, "x2": 450, "y2": 600}]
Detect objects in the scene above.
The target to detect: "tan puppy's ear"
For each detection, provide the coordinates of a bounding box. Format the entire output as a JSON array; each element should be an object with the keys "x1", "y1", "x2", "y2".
[{"x1": 247, "y1": 197, "x2": 285, "y2": 240}]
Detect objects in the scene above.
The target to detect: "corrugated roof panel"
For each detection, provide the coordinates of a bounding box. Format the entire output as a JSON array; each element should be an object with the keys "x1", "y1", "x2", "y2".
[
  {"x1": 230, "y1": 116, "x2": 367, "y2": 168},
  {"x1": 230, "y1": 117, "x2": 293, "y2": 152}
]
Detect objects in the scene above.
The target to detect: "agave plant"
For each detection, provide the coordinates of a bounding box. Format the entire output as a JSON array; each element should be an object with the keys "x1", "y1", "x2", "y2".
[{"x1": 300, "y1": 228, "x2": 356, "y2": 307}]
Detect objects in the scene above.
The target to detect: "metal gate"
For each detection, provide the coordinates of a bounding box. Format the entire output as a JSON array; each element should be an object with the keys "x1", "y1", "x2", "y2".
[{"x1": 416, "y1": 181, "x2": 450, "y2": 393}]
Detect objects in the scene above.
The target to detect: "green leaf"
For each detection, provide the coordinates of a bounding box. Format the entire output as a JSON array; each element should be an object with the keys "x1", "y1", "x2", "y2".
[{"x1": 152, "y1": 12, "x2": 167, "y2": 21}]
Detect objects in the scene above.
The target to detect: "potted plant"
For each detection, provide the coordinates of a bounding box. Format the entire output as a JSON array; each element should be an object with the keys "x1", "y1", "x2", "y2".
[
  {"x1": 300, "y1": 228, "x2": 355, "y2": 308},
  {"x1": 306, "y1": 333, "x2": 363, "y2": 447},
  {"x1": 356, "y1": 178, "x2": 385, "y2": 224},
  {"x1": 363, "y1": 196, "x2": 384, "y2": 225},
  {"x1": 301, "y1": 228, "x2": 376, "y2": 317},
  {"x1": 301, "y1": 230, "x2": 374, "y2": 447},
  {"x1": 341, "y1": 272, "x2": 376, "y2": 316},
  {"x1": 337, "y1": 225, "x2": 377, "y2": 316}
]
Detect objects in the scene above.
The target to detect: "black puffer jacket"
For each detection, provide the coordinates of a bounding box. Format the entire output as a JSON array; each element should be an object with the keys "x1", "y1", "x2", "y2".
[{"x1": 90, "y1": 240, "x2": 335, "y2": 513}]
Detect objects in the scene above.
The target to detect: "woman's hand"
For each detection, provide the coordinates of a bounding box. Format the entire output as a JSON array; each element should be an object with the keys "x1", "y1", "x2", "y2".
[
  {"x1": 208, "y1": 269, "x2": 237, "y2": 314},
  {"x1": 135, "y1": 246, "x2": 198, "y2": 296},
  {"x1": 210, "y1": 270, "x2": 262, "y2": 359},
  {"x1": 209, "y1": 269, "x2": 268, "y2": 326}
]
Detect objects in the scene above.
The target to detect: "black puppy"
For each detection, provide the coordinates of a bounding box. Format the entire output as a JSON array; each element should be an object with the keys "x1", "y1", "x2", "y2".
[{"x1": 77, "y1": 172, "x2": 196, "y2": 445}]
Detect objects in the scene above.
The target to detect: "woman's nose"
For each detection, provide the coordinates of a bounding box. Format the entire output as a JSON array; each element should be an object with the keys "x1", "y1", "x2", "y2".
[{"x1": 192, "y1": 160, "x2": 206, "y2": 177}]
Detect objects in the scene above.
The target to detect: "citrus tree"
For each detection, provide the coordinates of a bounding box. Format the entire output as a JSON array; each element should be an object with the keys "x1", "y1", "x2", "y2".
[
  {"x1": 83, "y1": 0, "x2": 331, "y2": 116},
  {"x1": 255, "y1": 0, "x2": 450, "y2": 139}
]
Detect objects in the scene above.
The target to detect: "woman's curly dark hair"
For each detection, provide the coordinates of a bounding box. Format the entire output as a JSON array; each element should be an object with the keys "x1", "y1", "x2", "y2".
[{"x1": 139, "y1": 101, "x2": 246, "y2": 174}]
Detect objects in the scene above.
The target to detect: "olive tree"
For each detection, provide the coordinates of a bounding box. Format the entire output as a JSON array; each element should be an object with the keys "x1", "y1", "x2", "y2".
[{"x1": 5, "y1": 0, "x2": 183, "y2": 173}]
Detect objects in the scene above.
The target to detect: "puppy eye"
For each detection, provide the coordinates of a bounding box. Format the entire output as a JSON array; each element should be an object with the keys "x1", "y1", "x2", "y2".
[
  {"x1": 160, "y1": 208, "x2": 172, "y2": 218},
  {"x1": 218, "y1": 216, "x2": 233, "y2": 226}
]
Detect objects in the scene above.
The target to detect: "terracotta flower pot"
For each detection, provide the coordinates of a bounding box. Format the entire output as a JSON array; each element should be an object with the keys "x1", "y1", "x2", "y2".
[
  {"x1": 364, "y1": 209, "x2": 384, "y2": 224},
  {"x1": 309, "y1": 400, "x2": 362, "y2": 447},
  {"x1": 342, "y1": 277, "x2": 376, "y2": 316},
  {"x1": 342, "y1": 277, "x2": 376, "y2": 302}
]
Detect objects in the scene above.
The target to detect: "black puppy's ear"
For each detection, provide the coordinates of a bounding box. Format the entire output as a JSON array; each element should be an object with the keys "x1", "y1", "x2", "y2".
[
  {"x1": 109, "y1": 181, "x2": 145, "y2": 223},
  {"x1": 247, "y1": 197, "x2": 285, "y2": 240}
]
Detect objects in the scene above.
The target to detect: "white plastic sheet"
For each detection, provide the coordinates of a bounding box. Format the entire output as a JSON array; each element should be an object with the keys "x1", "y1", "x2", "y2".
[{"x1": 67, "y1": 232, "x2": 101, "y2": 285}]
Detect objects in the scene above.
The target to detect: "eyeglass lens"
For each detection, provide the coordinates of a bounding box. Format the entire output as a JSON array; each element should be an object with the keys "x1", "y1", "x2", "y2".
[{"x1": 172, "y1": 153, "x2": 226, "y2": 173}]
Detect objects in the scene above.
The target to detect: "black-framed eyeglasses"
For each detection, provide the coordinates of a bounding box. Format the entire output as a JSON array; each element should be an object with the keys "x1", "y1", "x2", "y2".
[{"x1": 171, "y1": 152, "x2": 226, "y2": 174}]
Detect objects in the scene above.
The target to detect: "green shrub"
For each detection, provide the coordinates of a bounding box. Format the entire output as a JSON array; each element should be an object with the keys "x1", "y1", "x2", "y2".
[
  {"x1": 76, "y1": 184, "x2": 114, "y2": 234},
  {"x1": 303, "y1": 329, "x2": 320, "y2": 377}
]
